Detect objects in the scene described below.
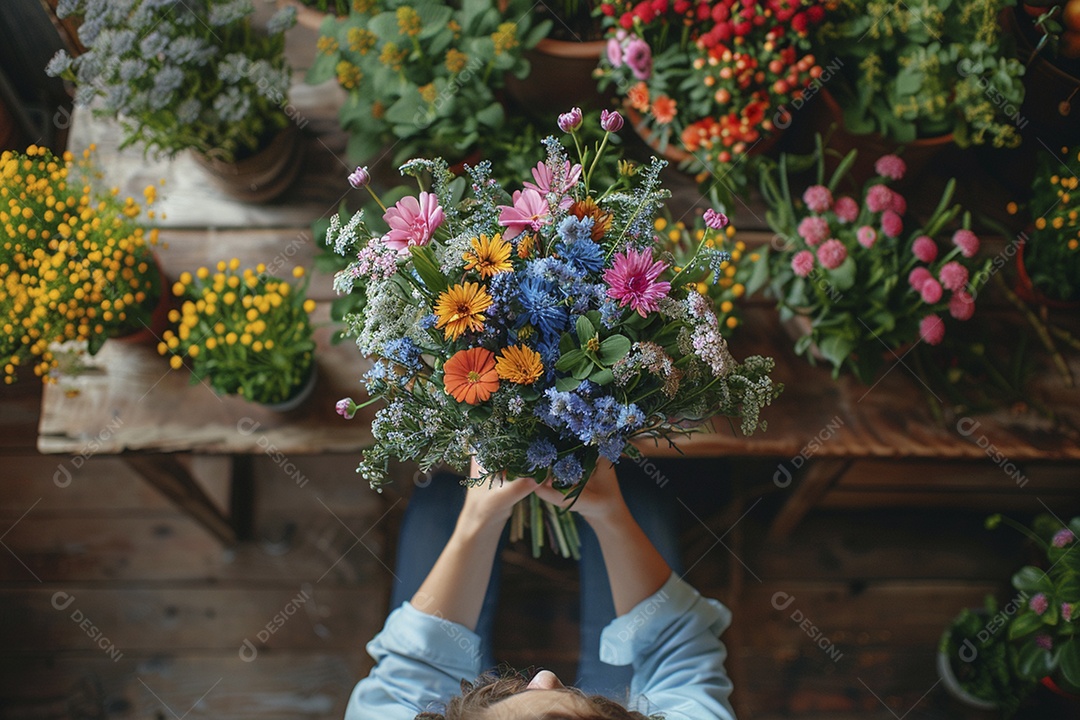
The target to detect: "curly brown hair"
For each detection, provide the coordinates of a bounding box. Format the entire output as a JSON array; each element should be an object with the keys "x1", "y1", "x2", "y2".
[{"x1": 414, "y1": 671, "x2": 661, "y2": 720}]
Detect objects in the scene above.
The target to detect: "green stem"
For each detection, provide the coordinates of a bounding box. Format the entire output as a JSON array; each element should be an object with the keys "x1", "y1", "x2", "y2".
[
  {"x1": 585, "y1": 132, "x2": 610, "y2": 193},
  {"x1": 365, "y1": 186, "x2": 387, "y2": 213}
]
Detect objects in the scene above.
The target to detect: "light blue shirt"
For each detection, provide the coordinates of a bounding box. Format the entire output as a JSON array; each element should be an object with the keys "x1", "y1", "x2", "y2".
[{"x1": 345, "y1": 573, "x2": 737, "y2": 719}]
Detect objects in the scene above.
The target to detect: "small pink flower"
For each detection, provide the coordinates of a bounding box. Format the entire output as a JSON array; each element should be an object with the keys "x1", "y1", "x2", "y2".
[
  {"x1": 919, "y1": 315, "x2": 945, "y2": 345},
  {"x1": 382, "y1": 191, "x2": 445, "y2": 253},
  {"x1": 606, "y1": 37, "x2": 623, "y2": 67},
  {"x1": 1036, "y1": 633, "x2": 1053, "y2": 651},
  {"x1": 797, "y1": 216, "x2": 830, "y2": 246},
  {"x1": 889, "y1": 192, "x2": 907, "y2": 215},
  {"x1": 623, "y1": 37, "x2": 653, "y2": 80},
  {"x1": 1030, "y1": 593, "x2": 1049, "y2": 616},
  {"x1": 939, "y1": 261, "x2": 969, "y2": 292},
  {"x1": 703, "y1": 208, "x2": 729, "y2": 230},
  {"x1": 817, "y1": 238, "x2": 847, "y2": 270},
  {"x1": 498, "y1": 188, "x2": 551, "y2": 240},
  {"x1": 920, "y1": 278, "x2": 943, "y2": 304},
  {"x1": 874, "y1": 154, "x2": 906, "y2": 181},
  {"x1": 791, "y1": 249, "x2": 815, "y2": 277},
  {"x1": 524, "y1": 160, "x2": 582, "y2": 210},
  {"x1": 604, "y1": 247, "x2": 671, "y2": 317},
  {"x1": 953, "y1": 229, "x2": 980, "y2": 258},
  {"x1": 865, "y1": 184, "x2": 893, "y2": 214},
  {"x1": 558, "y1": 107, "x2": 583, "y2": 133},
  {"x1": 336, "y1": 397, "x2": 357, "y2": 419},
  {"x1": 908, "y1": 266, "x2": 933, "y2": 291},
  {"x1": 948, "y1": 291, "x2": 975, "y2": 321},
  {"x1": 912, "y1": 236, "x2": 938, "y2": 263},
  {"x1": 600, "y1": 109, "x2": 624, "y2": 133},
  {"x1": 881, "y1": 210, "x2": 903, "y2": 238},
  {"x1": 1053, "y1": 529, "x2": 1076, "y2": 547},
  {"x1": 856, "y1": 225, "x2": 877, "y2": 248},
  {"x1": 802, "y1": 185, "x2": 833, "y2": 214},
  {"x1": 834, "y1": 196, "x2": 859, "y2": 223},
  {"x1": 1063, "y1": 603, "x2": 1074, "y2": 623},
  {"x1": 348, "y1": 166, "x2": 370, "y2": 189}
]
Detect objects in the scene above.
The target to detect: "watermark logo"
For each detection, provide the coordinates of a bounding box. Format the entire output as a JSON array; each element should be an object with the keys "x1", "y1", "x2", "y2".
[
  {"x1": 54, "y1": 416, "x2": 124, "y2": 487},
  {"x1": 956, "y1": 418, "x2": 1028, "y2": 488},
  {"x1": 771, "y1": 591, "x2": 843, "y2": 662},
  {"x1": 237, "y1": 418, "x2": 309, "y2": 488},
  {"x1": 239, "y1": 588, "x2": 312, "y2": 662},
  {"x1": 51, "y1": 591, "x2": 123, "y2": 662},
  {"x1": 774, "y1": 416, "x2": 845, "y2": 487}
]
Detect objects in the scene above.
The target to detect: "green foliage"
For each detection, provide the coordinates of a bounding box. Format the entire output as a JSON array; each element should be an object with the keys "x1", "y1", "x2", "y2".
[{"x1": 1022, "y1": 145, "x2": 1080, "y2": 302}]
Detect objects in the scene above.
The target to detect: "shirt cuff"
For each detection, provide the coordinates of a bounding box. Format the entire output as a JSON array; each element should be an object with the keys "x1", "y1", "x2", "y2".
[
  {"x1": 599, "y1": 573, "x2": 731, "y2": 666},
  {"x1": 370, "y1": 602, "x2": 484, "y2": 675}
]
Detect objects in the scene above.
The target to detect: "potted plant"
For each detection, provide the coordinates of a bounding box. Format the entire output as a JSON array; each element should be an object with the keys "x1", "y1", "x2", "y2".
[
  {"x1": 47, "y1": 0, "x2": 302, "y2": 203},
  {"x1": 597, "y1": 0, "x2": 828, "y2": 211},
  {"x1": 277, "y1": 0, "x2": 351, "y2": 30},
  {"x1": 306, "y1": 0, "x2": 550, "y2": 168},
  {"x1": 0, "y1": 145, "x2": 162, "y2": 384},
  {"x1": 753, "y1": 140, "x2": 991, "y2": 383},
  {"x1": 815, "y1": 0, "x2": 1026, "y2": 184},
  {"x1": 158, "y1": 261, "x2": 318, "y2": 409}
]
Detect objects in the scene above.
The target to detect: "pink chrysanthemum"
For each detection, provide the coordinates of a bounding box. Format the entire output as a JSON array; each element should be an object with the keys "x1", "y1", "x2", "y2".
[
  {"x1": 908, "y1": 266, "x2": 933, "y2": 291},
  {"x1": 889, "y1": 192, "x2": 907, "y2": 215},
  {"x1": 791, "y1": 250, "x2": 815, "y2": 277},
  {"x1": 817, "y1": 238, "x2": 847, "y2": 270},
  {"x1": 498, "y1": 188, "x2": 551, "y2": 240},
  {"x1": 912, "y1": 236, "x2": 938, "y2": 263},
  {"x1": 865, "y1": 184, "x2": 893, "y2": 214},
  {"x1": 797, "y1": 216, "x2": 830, "y2": 246},
  {"x1": 939, "y1": 261, "x2": 969, "y2": 292},
  {"x1": 874, "y1": 154, "x2": 906, "y2": 181},
  {"x1": 881, "y1": 210, "x2": 903, "y2": 238},
  {"x1": 802, "y1": 185, "x2": 833, "y2": 214},
  {"x1": 624, "y1": 37, "x2": 653, "y2": 80},
  {"x1": 949, "y1": 291, "x2": 975, "y2": 321},
  {"x1": 953, "y1": 229, "x2": 980, "y2": 258},
  {"x1": 834, "y1": 196, "x2": 859, "y2": 223},
  {"x1": 606, "y1": 37, "x2": 623, "y2": 67},
  {"x1": 920, "y1": 278, "x2": 944, "y2": 304},
  {"x1": 856, "y1": 226, "x2": 877, "y2": 248},
  {"x1": 382, "y1": 191, "x2": 445, "y2": 253},
  {"x1": 524, "y1": 160, "x2": 582, "y2": 210},
  {"x1": 1031, "y1": 593, "x2": 1049, "y2": 616},
  {"x1": 919, "y1": 315, "x2": 945, "y2": 345},
  {"x1": 1053, "y1": 529, "x2": 1076, "y2": 547},
  {"x1": 604, "y1": 247, "x2": 671, "y2": 317}
]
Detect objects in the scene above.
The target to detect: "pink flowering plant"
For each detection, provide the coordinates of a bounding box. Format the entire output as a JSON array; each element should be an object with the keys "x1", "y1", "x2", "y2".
[
  {"x1": 753, "y1": 143, "x2": 991, "y2": 382},
  {"x1": 330, "y1": 110, "x2": 780, "y2": 556}
]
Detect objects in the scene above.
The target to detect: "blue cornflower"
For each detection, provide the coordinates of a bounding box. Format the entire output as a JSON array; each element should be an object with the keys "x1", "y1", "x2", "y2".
[
  {"x1": 593, "y1": 395, "x2": 620, "y2": 435},
  {"x1": 599, "y1": 299, "x2": 622, "y2": 329},
  {"x1": 618, "y1": 403, "x2": 646, "y2": 431},
  {"x1": 552, "y1": 454, "x2": 584, "y2": 487},
  {"x1": 557, "y1": 237, "x2": 605, "y2": 275},
  {"x1": 384, "y1": 338, "x2": 421, "y2": 372},
  {"x1": 518, "y1": 275, "x2": 568, "y2": 339},
  {"x1": 557, "y1": 215, "x2": 595, "y2": 244},
  {"x1": 545, "y1": 388, "x2": 573, "y2": 421},
  {"x1": 419, "y1": 313, "x2": 438, "y2": 330},
  {"x1": 526, "y1": 439, "x2": 558, "y2": 471},
  {"x1": 599, "y1": 436, "x2": 627, "y2": 463}
]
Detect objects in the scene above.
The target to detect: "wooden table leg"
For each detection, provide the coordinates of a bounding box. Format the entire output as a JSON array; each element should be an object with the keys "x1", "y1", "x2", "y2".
[
  {"x1": 767, "y1": 458, "x2": 852, "y2": 543},
  {"x1": 123, "y1": 455, "x2": 236, "y2": 546},
  {"x1": 230, "y1": 454, "x2": 255, "y2": 542}
]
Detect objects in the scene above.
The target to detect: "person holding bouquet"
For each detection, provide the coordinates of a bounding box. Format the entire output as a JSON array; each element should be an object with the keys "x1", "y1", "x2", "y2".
[{"x1": 344, "y1": 460, "x2": 737, "y2": 719}]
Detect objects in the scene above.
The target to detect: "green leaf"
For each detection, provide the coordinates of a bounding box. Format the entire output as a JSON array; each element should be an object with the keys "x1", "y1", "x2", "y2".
[
  {"x1": 818, "y1": 334, "x2": 854, "y2": 369},
  {"x1": 1015, "y1": 639, "x2": 1054, "y2": 680},
  {"x1": 555, "y1": 349, "x2": 586, "y2": 371},
  {"x1": 555, "y1": 376, "x2": 581, "y2": 392},
  {"x1": 576, "y1": 315, "x2": 596, "y2": 346},
  {"x1": 1013, "y1": 566, "x2": 1053, "y2": 594},
  {"x1": 408, "y1": 245, "x2": 447, "y2": 295},
  {"x1": 572, "y1": 362, "x2": 592, "y2": 380},
  {"x1": 598, "y1": 335, "x2": 631, "y2": 365},
  {"x1": 1008, "y1": 611, "x2": 1046, "y2": 641},
  {"x1": 1061, "y1": 640, "x2": 1080, "y2": 687},
  {"x1": 476, "y1": 102, "x2": 504, "y2": 129},
  {"x1": 589, "y1": 368, "x2": 615, "y2": 385},
  {"x1": 827, "y1": 256, "x2": 857, "y2": 292}
]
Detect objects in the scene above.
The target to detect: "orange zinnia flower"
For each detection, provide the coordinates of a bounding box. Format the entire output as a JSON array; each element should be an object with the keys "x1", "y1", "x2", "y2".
[
  {"x1": 628, "y1": 82, "x2": 650, "y2": 112},
  {"x1": 652, "y1": 95, "x2": 677, "y2": 125},
  {"x1": 443, "y1": 347, "x2": 499, "y2": 404}
]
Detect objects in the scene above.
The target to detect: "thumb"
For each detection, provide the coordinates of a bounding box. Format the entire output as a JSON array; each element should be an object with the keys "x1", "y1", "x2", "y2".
[{"x1": 532, "y1": 479, "x2": 570, "y2": 506}]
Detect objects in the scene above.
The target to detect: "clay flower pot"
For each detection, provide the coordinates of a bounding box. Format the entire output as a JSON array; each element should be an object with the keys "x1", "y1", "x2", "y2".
[
  {"x1": 505, "y1": 38, "x2": 609, "y2": 116},
  {"x1": 192, "y1": 124, "x2": 304, "y2": 204},
  {"x1": 1014, "y1": 237, "x2": 1080, "y2": 309}
]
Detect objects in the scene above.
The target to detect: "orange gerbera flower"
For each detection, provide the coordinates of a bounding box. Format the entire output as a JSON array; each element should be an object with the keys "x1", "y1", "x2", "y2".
[
  {"x1": 652, "y1": 95, "x2": 677, "y2": 125},
  {"x1": 628, "y1": 82, "x2": 650, "y2": 112},
  {"x1": 434, "y1": 282, "x2": 493, "y2": 340},
  {"x1": 443, "y1": 347, "x2": 499, "y2": 404}
]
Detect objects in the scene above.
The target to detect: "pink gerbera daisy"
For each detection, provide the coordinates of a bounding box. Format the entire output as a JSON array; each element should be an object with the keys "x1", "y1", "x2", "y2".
[
  {"x1": 498, "y1": 188, "x2": 551, "y2": 240},
  {"x1": 524, "y1": 160, "x2": 583, "y2": 210},
  {"x1": 382, "y1": 192, "x2": 445, "y2": 253},
  {"x1": 604, "y1": 247, "x2": 671, "y2": 317}
]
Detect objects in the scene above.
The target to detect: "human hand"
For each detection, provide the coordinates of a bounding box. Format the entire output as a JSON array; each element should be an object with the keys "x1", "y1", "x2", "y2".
[
  {"x1": 457, "y1": 457, "x2": 538, "y2": 533},
  {"x1": 533, "y1": 460, "x2": 629, "y2": 526}
]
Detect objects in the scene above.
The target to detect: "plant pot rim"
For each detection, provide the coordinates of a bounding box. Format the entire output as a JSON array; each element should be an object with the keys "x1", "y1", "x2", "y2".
[
  {"x1": 819, "y1": 87, "x2": 955, "y2": 148},
  {"x1": 261, "y1": 362, "x2": 317, "y2": 412},
  {"x1": 1014, "y1": 235, "x2": 1080, "y2": 309},
  {"x1": 534, "y1": 37, "x2": 607, "y2": 58},
  {"x1": 936, "y1": 632, "x2": 1000, "y2": 711}
]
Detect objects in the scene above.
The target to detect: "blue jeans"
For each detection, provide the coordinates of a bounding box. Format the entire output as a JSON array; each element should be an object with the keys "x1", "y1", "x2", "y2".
[{"x1": 388, "y1": 462, "x2": 684, "y2": 698}]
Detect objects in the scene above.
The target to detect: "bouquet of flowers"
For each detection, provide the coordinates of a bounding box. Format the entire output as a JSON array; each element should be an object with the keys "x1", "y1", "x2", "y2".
[
  {"x1": 597, "y1": 0, "x2": 827, "y2": 204},
  {"x1": 755, "y1": 143, "x2": 991, "y2": 382},
  {"x1": 158, "y1": 261, "x2": 317, "y2": 405},
  {"x1": 332, "y1": 108, "x2": 780, "y2": 556},
  {"x1": 1, "y1": 145, "x2": 161, "y2": 384}
]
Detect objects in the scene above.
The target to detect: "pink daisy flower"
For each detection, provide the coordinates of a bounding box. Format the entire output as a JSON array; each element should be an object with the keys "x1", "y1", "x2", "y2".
[
  {"x1": 524, "y1": 160, "x2": 582, "y2": 210},
  {"x1": 874, "y1": 154, "x2": 906, "y2": 181},
  {"x1": 920, "y1": 278, "x2": 943, "y2": 304},
  {"x1": 865, "y1": 184, "x2": 893, "y2": 213},
  {"x1": 919, "y1": 315, "x2": 945, "y2": 345},
  {"x1": 1030, "y1": 593, "x2": 1049, "y2": 616},
  {"x1": 912, "y1": 235, "x2": 938, "y2": 263},
  {"x1": 791, "y1": 250, "x2": 815, "y2": 277},
  {"x1": 802, "y1": 185, "x2": 833, "y2": 214},
  {"x1": 834, "y1": 196, "x2": 859, "y2": 223},
  {"x1": 881, "y1": 210, "x2": 903, "y2": 238},
  {"x1": 949, "y1": 291, "x2": 975, "y2": 321},
  {"x1": 604, "y1": 247, "x2": 671, "y2": 317},
  {"x1": 953, "y1": 229, "x2": 980, "y2": 258},
  {"x1": 498, "y1": 188, "x2": 552, "y2": 240},
  {"x1": 382, "y1": 191, "x2": 445, "y2": 253},
  {"x1": 939, "y1": 261, "x2": 969, "y2": 292},
  {"x1": 817, "y1": 238, "x2": 847, "y2": 270},
  {"x1": 797, "y1": 216, "x2": 830, "y2": 246},
  {"x1": 856, "y1": 226, "x2": 877, "y2": 248},
  {"x1": 908, "y1": 267, "x2": 933, "y2": 291}
]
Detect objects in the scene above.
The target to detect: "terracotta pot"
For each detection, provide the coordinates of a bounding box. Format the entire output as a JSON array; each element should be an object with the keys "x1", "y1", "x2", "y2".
[
  {"x1": 1014, "y1": 238, "x2": 1080, "y2": 309},
  {"x1": 624, "y1": 106, "x2": 785, "y2": 168},
  {"x1": 192, "y1": 124, "x2": 304, "y2": 204},
  {"x1": 505, "y1": 38, "x2": 609, "y2": 116},
  {"x1": 276, "y1": 0, "x2": 345, "y2": 30}
]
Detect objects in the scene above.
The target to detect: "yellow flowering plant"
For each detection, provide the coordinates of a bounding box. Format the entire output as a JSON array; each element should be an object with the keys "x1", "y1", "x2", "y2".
[
  {"x1": 306, "y1": 0, "x2": 551, "y2": 165},
  {"x1": 159, "y1": 261, "x2": 318, "y2": 405},
  {"x1": 1, "y1": 145, "x2": 161, "y2": 384}
]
